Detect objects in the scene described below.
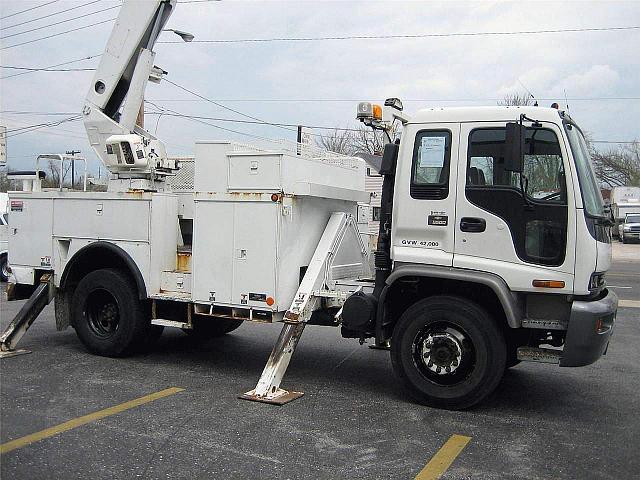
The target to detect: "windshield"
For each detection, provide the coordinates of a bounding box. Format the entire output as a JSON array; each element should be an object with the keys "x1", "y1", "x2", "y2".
[
  {"x1": 565, "y1": 123, "x2": 606, "y2": 217},
  {"x1": 627, "y1": 214, "x2": 640, "y2": 224}
]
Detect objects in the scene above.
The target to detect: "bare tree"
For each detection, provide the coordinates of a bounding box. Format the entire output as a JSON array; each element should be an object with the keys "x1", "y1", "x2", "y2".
[
  {"x1": 590, "y1": 141, "x2": 640, "y2": 188},
  {"x1": 351, "y1": 126, "x2": 388, "y2": 156},
  {"x1": 498, "y1": 92, "x2": 534, "y2": 106},
  {"x1": 0, "y1": 170, "x2": 18, "y2": 192},
  {"x1": 316, "y1": 128, "x2": 355, "y2": 155},
  {"x1": 317, "y1": 125, "x2": 398, "y2": 157},
  {"x1": 43, "y1": 159, "x2": 72, "y2": 188}
]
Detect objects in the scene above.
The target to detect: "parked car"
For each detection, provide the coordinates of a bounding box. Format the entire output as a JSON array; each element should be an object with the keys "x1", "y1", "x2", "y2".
[{"x1": 619, "y1": 213, "x2": 640, "y2": 244}]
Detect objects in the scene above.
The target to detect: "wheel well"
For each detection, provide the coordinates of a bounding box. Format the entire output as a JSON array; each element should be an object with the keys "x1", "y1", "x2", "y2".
[
  {"x1": 382, "y1": 276, "x2": 511, "y2": 339},
  {"x1": 60, "y1": 242, "x2": 147, "y2": 299},
  {"x1": 56, "y1": 242, "x2": 147, "y2": 331}
]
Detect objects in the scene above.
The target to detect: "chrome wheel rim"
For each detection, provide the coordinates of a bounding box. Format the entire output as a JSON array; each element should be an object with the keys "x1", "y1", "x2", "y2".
[{"x1": 412, "y1": 322, "x2": 476, "y2": 386}]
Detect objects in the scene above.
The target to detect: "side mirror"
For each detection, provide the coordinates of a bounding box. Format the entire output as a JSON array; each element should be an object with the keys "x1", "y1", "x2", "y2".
[{"x1": 504, "y1": 122, "x2": 525, "y2": 173}]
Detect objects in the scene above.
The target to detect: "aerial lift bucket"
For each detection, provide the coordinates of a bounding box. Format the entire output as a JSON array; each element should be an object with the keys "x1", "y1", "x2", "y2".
[{"x1": 0, "y1": 274, "x2": 54, "y2": 358}]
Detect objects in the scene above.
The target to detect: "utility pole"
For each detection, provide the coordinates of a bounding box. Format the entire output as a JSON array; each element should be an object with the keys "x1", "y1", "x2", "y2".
[{"x1": 66, "y1": 150, "x2": 81, "y2": 189}]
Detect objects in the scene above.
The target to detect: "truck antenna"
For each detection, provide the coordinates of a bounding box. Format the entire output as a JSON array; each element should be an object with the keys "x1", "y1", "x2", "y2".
[{"x1": 517, "y1": 78, "x2": 538, "y2": 106}]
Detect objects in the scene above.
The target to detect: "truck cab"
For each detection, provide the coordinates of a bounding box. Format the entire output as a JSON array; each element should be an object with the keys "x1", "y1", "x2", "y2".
[
  {"x1": 343, "y1": 103, "x2": 617, "y2": 408},
  {"x1": 392, "y1": 106, "x2": 611, "y2": 296}
]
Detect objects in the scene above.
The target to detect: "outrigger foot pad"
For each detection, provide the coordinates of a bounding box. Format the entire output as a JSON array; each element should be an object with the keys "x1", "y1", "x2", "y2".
[
  {"x1": 0, "y1": 349, "x2": 32, "y2": 359},
  {"x1": 239, "y1": 389, "x2": 304, "y2": 405}
]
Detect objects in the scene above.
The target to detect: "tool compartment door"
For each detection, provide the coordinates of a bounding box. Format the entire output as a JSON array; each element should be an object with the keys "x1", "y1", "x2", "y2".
[
  {"x1": 7, "y1": 196, "x2": 54, "y2": 269},
  {"x1": 231, "y1": 201, "x2": 278, "y2": 308}
]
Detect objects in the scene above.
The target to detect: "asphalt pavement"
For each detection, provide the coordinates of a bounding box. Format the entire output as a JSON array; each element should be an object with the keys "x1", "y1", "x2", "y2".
[{"x1": 1, "y1": 246, "x2": 638, "y2": 479}]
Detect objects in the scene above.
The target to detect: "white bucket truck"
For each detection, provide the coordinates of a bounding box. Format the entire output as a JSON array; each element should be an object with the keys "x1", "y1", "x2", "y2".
[{"x1": 2, "y1": 0, "x2": 617, "y2": 409}]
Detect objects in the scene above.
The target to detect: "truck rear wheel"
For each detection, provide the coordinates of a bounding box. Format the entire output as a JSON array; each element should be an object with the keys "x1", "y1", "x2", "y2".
[
  {"x1": 391, "y1": 295, "x2": 506, "y2": 410},
  {"x1": 0, "y1": 253, "x2": 8, "y2": 282},
  {"x1": 72, "y1": 268, "x2": 147, "y2": 357},
  {"x1": 183, "y1": 316, "x2": 243, "y2": 339}
]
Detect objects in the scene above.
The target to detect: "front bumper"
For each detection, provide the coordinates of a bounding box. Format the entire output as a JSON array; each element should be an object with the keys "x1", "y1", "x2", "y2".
[{"x1": 560, "y1": 288, "x2": 618, "y2": 367}]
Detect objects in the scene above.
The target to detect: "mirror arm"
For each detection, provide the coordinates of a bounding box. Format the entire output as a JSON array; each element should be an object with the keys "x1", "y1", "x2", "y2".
[{"x1": 519, "y1": 172, "x2": 533, "y2": 209}]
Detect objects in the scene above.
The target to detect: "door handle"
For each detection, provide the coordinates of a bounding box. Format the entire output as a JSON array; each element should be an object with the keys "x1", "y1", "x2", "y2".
[{"x1": 460, "y1": 217, "x2": 486, "y2": 233}]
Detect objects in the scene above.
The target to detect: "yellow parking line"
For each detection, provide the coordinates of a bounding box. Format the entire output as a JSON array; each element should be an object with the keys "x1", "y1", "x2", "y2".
[
  {"x1": 0, "y1": 387, "x2": 184, "y2": 455},
  {"x1": 619, "y1": 300, "x2": 640, "y2": 309},
  {"x1": 415, "y1": 434, "x2": 472, "y2": 480}
]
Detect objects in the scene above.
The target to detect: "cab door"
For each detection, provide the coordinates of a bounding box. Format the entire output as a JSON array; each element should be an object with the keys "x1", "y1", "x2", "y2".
[
  {"x1": 391, "y1": 123, "x2": 460, "y2": 267},
  {"x1": 453, "y1": 122, "x2": 576, "y2": 293}
]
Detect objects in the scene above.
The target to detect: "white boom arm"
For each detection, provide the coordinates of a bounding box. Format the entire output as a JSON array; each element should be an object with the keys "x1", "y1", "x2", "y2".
[{"x1": 82, "y1": 0, "x2": 177, "y2": 183}]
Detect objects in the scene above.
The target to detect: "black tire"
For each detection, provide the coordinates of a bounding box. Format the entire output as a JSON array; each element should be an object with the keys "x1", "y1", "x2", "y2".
[
  {"x1": 391, "y1": 295, "x2": 506, "y2": 410},
  {"x1": 622, "y1": 235, "x2": 627, "y2": 244},
  {"x1": 141, "y1": 324, "x2": 164, "y2": 349},
  {"x1": 72, "y1": 268, "x2": 148, "y2": 357},
  {"x1": 0, "y1": 254, "x2": 8, "y2": 282},
  {"x1": 183, "y1": 316, "x2": 243, "y2": 339}
]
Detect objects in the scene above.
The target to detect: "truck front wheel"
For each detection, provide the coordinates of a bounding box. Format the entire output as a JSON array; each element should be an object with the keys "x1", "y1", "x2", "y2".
[
  {"x1": 391, "y1": 296, "x2": 506, "y2": 410},
  {"x1": 72, "y1": 268, "x2": 147, "y2": 357}
]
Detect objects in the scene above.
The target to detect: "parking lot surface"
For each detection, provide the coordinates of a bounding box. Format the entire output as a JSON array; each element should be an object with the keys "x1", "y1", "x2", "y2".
[{"x1": 1, "y1": 250, "x2": 639, "y2": 479}]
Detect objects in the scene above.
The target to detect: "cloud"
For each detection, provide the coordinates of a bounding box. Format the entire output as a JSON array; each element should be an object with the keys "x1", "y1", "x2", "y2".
[{"x1": 1, "y1": 0, "x2": 639, "y2": 171}]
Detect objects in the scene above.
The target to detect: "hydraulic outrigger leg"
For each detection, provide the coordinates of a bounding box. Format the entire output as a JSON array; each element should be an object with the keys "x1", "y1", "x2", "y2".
[
  {"x1": 239, "y1": 322, "x2": 307, "y2": 405},
  {"x1": 240, "y1": 212, "x2": 370, "y2": 405},
  {"x1": 0, "y1": 274, "x2": 54, "y2": 358}
]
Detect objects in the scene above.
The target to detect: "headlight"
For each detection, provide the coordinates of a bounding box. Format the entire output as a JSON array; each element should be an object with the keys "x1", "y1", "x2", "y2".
[{"x1": 623, "y1": 226, "x2": 631, "y2": 231}]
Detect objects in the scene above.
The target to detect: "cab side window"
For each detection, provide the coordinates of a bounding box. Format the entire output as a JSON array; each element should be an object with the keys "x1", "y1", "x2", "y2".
[{"x1": 411, "y1": 130, "x2": 452, "y2": 200}]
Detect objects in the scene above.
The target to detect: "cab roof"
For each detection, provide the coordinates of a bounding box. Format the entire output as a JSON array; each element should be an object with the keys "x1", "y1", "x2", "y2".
[{"x1": 408, "y1": 106, "x2": 564, "y2": 124}]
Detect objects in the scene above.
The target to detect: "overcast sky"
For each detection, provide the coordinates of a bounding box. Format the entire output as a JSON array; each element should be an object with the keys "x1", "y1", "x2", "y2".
[{"x1": 1, "y1": 0, "x2": 639, "y2": 174}]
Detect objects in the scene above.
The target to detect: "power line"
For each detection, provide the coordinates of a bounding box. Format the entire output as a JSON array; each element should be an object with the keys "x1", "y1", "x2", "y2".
[
  {"x1": 2, "y1": 0, "x2": 103, "y2": 30},
  {"x1": 158, "y1": 25, "x2": 640, "y2": 45},
  {"x1": 2, "y1": 0, "x2": 60, "y2": 20},
  {"x1": 1, "y1": 4, "x2": 120, "y2": 40},
  {"x1": 0, "y1": 65, "x2": 95, "y2": 72},
  {"x1": 145, "y1": 101, "x2": 367, "y2": 143},
  {"x1": 148, "y1": 103, "x2": 277, "y2": 142},
  {"x1": 163, "y1": 78, "x2": 297, "y2": 133},
  {"x1": 146, "y1": 96, "x2": 640, "y2": 103},
  {"x1": 0, "y1": 110, "x2": 81, "y2": 116},
  {"x1": 4, "y1": 116, "x2": 83, "y2": 139},
  {"x1": 0, "y1": 18, "x2": 116, "y2": 50},
  {"x1": 144, "y1": 110, "x2": 365, "y2": 132},
  {"x1": 0, "y1": 54, "x2": 101, "y2": 79},
  {"x1": 4, "y1": 117, "x2": 78, "y2": 134}
]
